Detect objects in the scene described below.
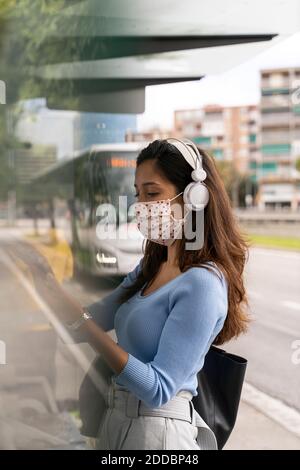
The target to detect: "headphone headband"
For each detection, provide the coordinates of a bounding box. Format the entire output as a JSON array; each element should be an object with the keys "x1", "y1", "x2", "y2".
[{"x1": 166, "y1": 137, "x2": 203, "y2": 171}]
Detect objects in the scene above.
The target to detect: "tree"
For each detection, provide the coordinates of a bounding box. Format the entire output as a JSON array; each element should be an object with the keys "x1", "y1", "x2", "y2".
[
  {"x1": 0, "y1": 0, "x2": 96, "y2": 107},
  {"x1": 0, "y1": 1, "x2": 84, "y2": 216},
  {"x1": 215, "y1": 160, "x2": 242, "y2": 207},
  {"x1": 214, "y1": 160, "x2": 257, "y2": 208}
]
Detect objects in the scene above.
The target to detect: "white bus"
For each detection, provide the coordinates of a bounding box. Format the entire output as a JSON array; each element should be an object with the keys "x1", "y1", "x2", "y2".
[{"x1": 33, "y1": 142, "x2": 148, "y2": 276}]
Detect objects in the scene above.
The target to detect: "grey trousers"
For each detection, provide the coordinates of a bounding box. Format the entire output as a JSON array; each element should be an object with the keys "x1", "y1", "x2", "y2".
[{"x1": 90, "y1": 379, "x2": 217, "y2": 451}]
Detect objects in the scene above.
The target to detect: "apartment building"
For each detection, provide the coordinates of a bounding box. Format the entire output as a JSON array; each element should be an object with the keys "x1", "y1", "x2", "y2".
[
  {"x1": 257, "y1": 67, "x2": 300, "y2": 211},
  {"x1": 126, "y1": 74, "x2": 300, "y2": 211},
  {"x1": 126, "y1": 128, "x2": 180, "y2": 142},
  {"x1": 174, "y1": 104, "x2": 259, "y2": 175}
]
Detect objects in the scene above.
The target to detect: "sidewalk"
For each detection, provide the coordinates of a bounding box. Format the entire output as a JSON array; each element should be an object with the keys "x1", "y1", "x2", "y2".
[{"x1": 224, "y1": 399, "x2": 300, "y2": 450}]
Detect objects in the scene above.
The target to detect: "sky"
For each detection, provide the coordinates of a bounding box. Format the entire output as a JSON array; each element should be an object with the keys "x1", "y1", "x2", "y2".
[{"x1": 137, "y1": 32, "x2": 300, "y2": 131}]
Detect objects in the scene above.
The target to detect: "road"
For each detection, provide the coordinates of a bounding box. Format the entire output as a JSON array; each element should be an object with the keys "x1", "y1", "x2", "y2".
[{"x1": 225, "y1": 247, "x2": 300, "y2": 411}]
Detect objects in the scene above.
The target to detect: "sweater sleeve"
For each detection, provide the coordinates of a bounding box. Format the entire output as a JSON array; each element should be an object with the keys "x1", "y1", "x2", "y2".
[
  {"x1": 114, "y1": 266, "x2": 228, "y2": 408},
  {"x1": 68, "y1": 257, "x2": 144, "y2": 343}
]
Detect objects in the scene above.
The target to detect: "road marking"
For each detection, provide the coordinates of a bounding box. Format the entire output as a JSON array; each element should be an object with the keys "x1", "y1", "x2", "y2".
[
  {"x1": 251, "y1": 247, "x2": 300, "y2": 261},
  {"x1": 256, "y1": 318, "x2": 299, "y2": 338},
  {"x1": 242, "y1": 382, "x2": 300, "y2": 438},
  {"x1": 282, "y1": 301, "x2": 300, "y2": 312},
  {"x1": 247, "y1": 292, "x2": 300, "y2": 320}
]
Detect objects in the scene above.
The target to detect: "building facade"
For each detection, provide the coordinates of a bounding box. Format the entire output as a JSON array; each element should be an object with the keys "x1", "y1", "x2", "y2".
[
  {"x1": 257, "y1": 67, "x2": 300, "y2": 211},
  {"x1": 127, "y1": 69, "x2": 300, "y2": 212},
  {"x1": 174, "y1": 104, "x2": 260, "y2": 175}
]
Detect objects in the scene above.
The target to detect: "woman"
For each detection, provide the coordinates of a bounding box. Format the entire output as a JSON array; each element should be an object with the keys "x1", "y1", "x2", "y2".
[{"x1": 9, "y1": 138, "x2": 250, "y2": 450}]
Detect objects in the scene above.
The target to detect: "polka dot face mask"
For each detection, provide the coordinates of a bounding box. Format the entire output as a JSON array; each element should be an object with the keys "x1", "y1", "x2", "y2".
[{"x1": 134, "y1": 192, "x2": 190, "y2": 246}]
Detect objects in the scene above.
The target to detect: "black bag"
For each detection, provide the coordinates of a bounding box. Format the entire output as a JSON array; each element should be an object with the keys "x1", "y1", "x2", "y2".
[{"x1": 192, "y1": 345, "x2": 247, "y2": 450}]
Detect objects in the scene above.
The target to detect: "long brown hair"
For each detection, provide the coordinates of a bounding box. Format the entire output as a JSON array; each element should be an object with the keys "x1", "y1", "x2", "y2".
[{"x1": 119, "y1": 139, "x2": 251, "y2": 345}]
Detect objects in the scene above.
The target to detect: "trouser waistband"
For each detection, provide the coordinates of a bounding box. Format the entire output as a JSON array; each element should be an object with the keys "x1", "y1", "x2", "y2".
[
  {"x1": 107, "y1": 381, "x2": 195, "y2": 424},
  {"x1": 106, "y1": 380, "x2": 218, "y2": 450}
]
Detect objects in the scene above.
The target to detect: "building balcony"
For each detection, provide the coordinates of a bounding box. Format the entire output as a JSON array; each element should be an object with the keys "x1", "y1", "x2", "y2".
[
  {"x1": 261, "y1": 105, "x2": 290, "y2": 111},
  {"x1": 262, "y1": 155, "x2": 292, "y2": 164},
  {"x1": 261, "y1": 133, "x2": 292, "y2": 144},
  {"x1": 261, "y1": 96, "x2": 291, "y2": 108},
  {"x1": 261, "y1": 87, "x2": 290, "y2": 95},
  {"x1": 259, "y1": 175, "x2": 299, "y2": 184},
  {"x1": 261, "y1": 123, "x2": 290, "y2": 130},
  {"x1": 261, "y1": 79, "x2": 290, "y2": 88},
  {"x1": 261, "y1": 143, "x2": 291, "y2": 155},
  {"x1": 192, "y1": 136, "x2": 212, "y2": 146}
]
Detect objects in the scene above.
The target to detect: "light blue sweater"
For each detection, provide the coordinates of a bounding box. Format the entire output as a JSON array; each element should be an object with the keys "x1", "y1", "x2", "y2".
[{"x1": 82, "y1": 258, "x2": 229, "y2": 409}]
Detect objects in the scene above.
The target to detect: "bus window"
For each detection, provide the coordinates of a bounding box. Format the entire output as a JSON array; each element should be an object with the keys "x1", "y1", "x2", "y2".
[{"x1": 91, "y1": 151, "x2": 137, "y2": 226}]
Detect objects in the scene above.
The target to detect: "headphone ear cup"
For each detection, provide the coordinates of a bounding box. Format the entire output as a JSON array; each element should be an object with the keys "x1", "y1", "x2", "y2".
[{"x1": 183, "y1": 182, "x2": 209, "y2": 211}]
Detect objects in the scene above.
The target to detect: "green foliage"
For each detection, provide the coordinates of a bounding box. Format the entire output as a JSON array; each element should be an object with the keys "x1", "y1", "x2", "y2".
[
  {"x1": 0, "y1": 108, "x2": 14, "y2": 200},
  {"x1": 215, "y1": 160, "x2": 256, "y2": 207},
  {"x1": 215, "y1": 160, "x2": 241, "y2": 193},
  {"x1": 0, "y1": 0, "x2": 90, "y2": 104},
  {"x1": 0, "y1": 1, "x2": 81, "y2": 203},
  {"x1": 249, "y1": 234, "x2": 300, "y2": 251}
]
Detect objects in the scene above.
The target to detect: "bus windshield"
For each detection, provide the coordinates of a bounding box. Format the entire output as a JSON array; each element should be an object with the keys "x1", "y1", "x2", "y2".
[{"x1": 91, "y1": 151, "x2": 138, "y2": 225}]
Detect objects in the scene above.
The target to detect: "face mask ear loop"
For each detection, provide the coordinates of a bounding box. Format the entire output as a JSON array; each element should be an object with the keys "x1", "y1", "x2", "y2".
[
  {"x1": 169, "y1": 191, "x2": 184, "y2": 202},
  {"x1": 169, "y1": 191, "x2": 188, "y2": 222}
]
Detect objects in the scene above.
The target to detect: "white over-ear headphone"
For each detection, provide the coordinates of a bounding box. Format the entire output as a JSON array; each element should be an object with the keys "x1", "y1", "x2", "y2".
[{"x1": 166, "y1": 137, "x2": 210, "y2": 211}]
